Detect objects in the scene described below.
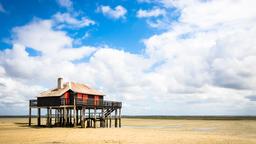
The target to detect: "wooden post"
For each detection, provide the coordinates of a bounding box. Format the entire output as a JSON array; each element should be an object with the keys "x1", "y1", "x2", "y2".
[
  {"x1": 49, "y1": 107, "x2": 52, "y2": 127},
  {"x1": 28, "y1": 106, "x2": 31, "y2": 126},
  {"x1": 115, "y1": 109, "x2": 117, "y2": 128},
  {"x1": 64, "y1": 108, "x2": 67, "y2": 126},
  {"x1": 54, "y1": 109, "x2": 57, "y2": 125},
  {"x1": 37, "y1": 108, "x2": 41, "y2": 126},
  {"x1": 101, "y1": 108, "x2": 104, "y2": 128},
  {"x1": 60, "y1": 109, "x2": 62, "y2": 126},
  {"x1": 46, "y1": 107, "x2": 49, "y2": 126},
  {"x1": 79, "y1": 109, "x2": 81, "y2": 125},
  {"x1": 109, "y1": 114, "x2": 112, "y2": 128},
  {"x1": 81, "y1": 107, "x2": 85, "y2": 128},
  {"x1": 94, "y1": 107, "x2": 96, "y2": 128},
  {"x1": 88, "y1": 108, "x2": 91, "y2": 127},
  {"x1": 119, "y1": 108, "x2": 121, "y2": 128},
  {"x1": 105, "y1": 115, "x2": 108, "y2": 128},
  {"x1": 74, "y1": 96, "x2": 77, "y2": 127},
  {"x1": 76, "y1": 109, "x2": 79, "y2": 125}
]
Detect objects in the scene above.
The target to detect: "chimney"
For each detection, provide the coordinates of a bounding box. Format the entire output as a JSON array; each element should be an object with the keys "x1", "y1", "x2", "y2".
[{"x1": 58, "y1": 77, "x2": 63, "y2": 89}]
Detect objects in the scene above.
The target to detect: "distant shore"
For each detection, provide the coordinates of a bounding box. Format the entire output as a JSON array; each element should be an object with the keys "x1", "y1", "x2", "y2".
[{"x1": 1, "y1": 115, "x2": 256, "y2": 120}]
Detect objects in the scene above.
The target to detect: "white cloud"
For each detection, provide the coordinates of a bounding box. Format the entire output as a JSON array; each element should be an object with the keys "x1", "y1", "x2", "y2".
[
  {"x1": 98, "y1": 5, "x2": 127, "y2": 19},
  {"x1": 1, "y1": 0, "x2": 256, "y2": 115},
  {"x1": 137, "y1": 8, "x2": 166, "y2": 18},
  {"x1": 0, "y1": 3, "x2": 6, "y2": 13},
  {"x1": 56, "y1": 0, "x2": 73, "y2": 9},
  {"x1": 53, "y1": 12, "x2": 95, "y2": 28}
]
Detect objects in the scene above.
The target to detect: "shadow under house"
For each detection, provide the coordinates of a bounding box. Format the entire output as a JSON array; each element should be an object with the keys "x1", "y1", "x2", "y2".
[{"x1": 29, "y1": 78, "x2": 122, "y2": 128}]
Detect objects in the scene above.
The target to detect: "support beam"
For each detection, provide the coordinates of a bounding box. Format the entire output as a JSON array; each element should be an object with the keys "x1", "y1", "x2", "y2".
[
  {"x1": 37, "y1": 108, "x2": 41, "y2": 126},
  {"x1": 101, "y1": 108, "x2": 105, "y2": 128},
  {"x1": 106, "y1": 116, "x2": 108, "y2": 128},
  {"x1": 60, "y1": 109, "x2": 63, "y2": 126},
  {"x1": 28, "y1": 106, "x2": 31, "y2": 126},
  {"x1": 46, "y1": 108, "x2": 49, "y2": 126},
  {"x1": 64, "y1": 108, "x2": 67, "y2": 126},
  {"x1": 81, "y1": 107, "x2": 85, "y2": 128},
  {"x1": 55, "y1": 109, "x2": 57, "y2": 125},
  {"x1": 74, "y1": 96, "x2": 77, "y2": 127},
  {"x1": 119, "y1": 108, "x2": 121, "y2": 128},
  {"x1": 49, "y1": 107, "x2": 52, "y2": 127},
  {"x1": 109, "y1": 114, "x2": 112, "y2": 128},
  {"x1": 94, "y1": 108, "x2": 96, "y2": 128},
  {"x1": 76, "y1": 109, "x2": 79, "y2": 125},
  {"x1": 115, "y1": 109, "x2": 118, "y2": 128}
]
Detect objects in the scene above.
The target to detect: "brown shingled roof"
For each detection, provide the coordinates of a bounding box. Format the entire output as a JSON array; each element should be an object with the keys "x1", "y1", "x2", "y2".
[{"x1": 38, "y1": 82, "x2": 104, "y2": 97}]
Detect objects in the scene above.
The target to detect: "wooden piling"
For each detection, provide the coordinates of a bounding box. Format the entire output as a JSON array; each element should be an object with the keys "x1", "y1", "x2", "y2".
[
  {"x1": 94, "y1": 108, "x2": 96, "y2": 128},
  {"x1": 101, "y1": 108, "x2": 105, "y2": 127},
  {"x1": 74, "y1": 96, "x2": 77, "y2": 127},
  {"x1": 119, "y1": 108, "x2": 121, "y2": 128},
  {"x1": 64, "y1": 108, "x2": 67, "y2": 126},
  {"x1": 106, "y1": 116, "x2": 108, "y2": 128},
  {"x1": 28, "y1": 106, "x2": 31, "y2": 126},
  {"x1": 81, "y1": 107, "x2": 85, "y2": 128},
  {"x1": 109, "y1": 114, "x2": 112, "y2": 128},
  {"x1": 46, "y1": 108, "x2": 49, "y2": 126},
  {"x1": 37, "y1": 108, "x2": 41, "y2": 126},
  {"x1": 49, "y1": 107, "x2": 52, "y2": 127},
  {"x1": 115, "y1": 109, "x2": 117, "y2": 128}
]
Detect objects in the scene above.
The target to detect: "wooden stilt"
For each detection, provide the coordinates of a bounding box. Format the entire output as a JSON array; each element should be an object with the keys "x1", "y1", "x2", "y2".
[
  {"x1": 54, "y1": 109, "x2": 57, "y2": 125},
  {"x1": 109, "y1": 114, "x2": 112, "y2": 128},
  {"x1": 29, "y1": 106, "x2": 31, "y2": 126},
  {"x1": 64, "y1": 108, "x2": 67, "y2": 126},
  {"x1": 115, "y1": 109, "x2": 117, "y2": 128},
  {"x1": 79, "y1": 109, "x2": 81, "y2": 125},
  {"x1": 76, "y1": 108, "x2": 79, "y2": 125},
  {"x1": 49, "y1": 107, "x2": 52, "y2": 127},
  {"x1": 69, "y1": 109, "x2": 72, "y2": 126},
  {"x1": 94, "y1": 108, "x2": 96, "y2": 128},
  {"x1": 74, "y1": 96, "x2": 77, "y2": 127},
  {"x1": 81, "y1": 107, "x2": 85, "y2": 128},
  {"x1": 101, "y1": 108, "x2": 104, "y2": 128},
  {"x1": 46, "y1": 108, "x2": 49, "y2": 126},
  {"x1": 88, "y1": 109, "x2": 91, "y2": 127},
  {"x1": 37, "y1": 108, "x2": 41, "y2": 126},
  {"x1": 106, "y1": 115, "x2": 108, "y2": 128},
  {"x1": 119, "y1": 108, "x2": 121, "y2": 128}
]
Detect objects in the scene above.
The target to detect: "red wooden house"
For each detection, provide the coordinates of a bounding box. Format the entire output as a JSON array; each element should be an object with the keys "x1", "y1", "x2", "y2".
[{"x1": 29, "y1": 78, "x2": 122, "y2": 128}]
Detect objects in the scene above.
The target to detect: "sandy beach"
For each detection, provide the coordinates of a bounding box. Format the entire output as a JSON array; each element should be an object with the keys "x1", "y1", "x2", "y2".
[{"x1": 0, "y1": 118, "x2": 256, "y2": 144}]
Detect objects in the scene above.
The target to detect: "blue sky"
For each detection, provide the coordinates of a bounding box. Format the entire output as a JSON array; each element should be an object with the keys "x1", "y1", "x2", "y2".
[
  {"x1": 0, "y1": 0, "x2": 174, "y2": 53},
  {"x1": 0, "y1": 0, "x2": 256, "y2": 115}
]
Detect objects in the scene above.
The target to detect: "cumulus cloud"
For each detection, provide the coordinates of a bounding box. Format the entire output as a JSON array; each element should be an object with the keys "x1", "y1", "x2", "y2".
[
  {"x1": 56, "y1": 0, "x2": 73, "y2": 10},
  {"x1": 53, "y1": 12, "x2": 95, "y2": 28},
  {"x1": 97, "y1": 5, "x2": 127, "y2": 19},
  {"x1": 137, "y1": 8, "x2": 166, "y2": 18}
]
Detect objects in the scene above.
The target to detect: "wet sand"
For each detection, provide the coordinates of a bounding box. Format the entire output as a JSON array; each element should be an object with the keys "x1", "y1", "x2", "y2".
[{"x1": 0, "y1": 118, "x2": 256, "y2": 144}]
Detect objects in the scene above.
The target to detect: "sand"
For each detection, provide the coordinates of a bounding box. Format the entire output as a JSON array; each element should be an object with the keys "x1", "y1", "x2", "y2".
[{"x1": 0, "y1": 118, "x2": 256, "y2": 144}]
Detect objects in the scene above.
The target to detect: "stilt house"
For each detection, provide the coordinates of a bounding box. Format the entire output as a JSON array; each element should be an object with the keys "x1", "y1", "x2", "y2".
[{"x1": 29, "y1": 78, "x2": 122, "y2": 128}]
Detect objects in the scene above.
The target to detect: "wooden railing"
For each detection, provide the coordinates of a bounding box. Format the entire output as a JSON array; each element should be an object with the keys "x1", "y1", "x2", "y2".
[
  {"x1": 30, "y1": 98, "x2": 122, "y2": 108},
  {"x1": 29, "y1": 99, "x2": 37, "y2": 107},
  {"x1": 60, "y1": 98, "x2": 122, "y2": 108}
]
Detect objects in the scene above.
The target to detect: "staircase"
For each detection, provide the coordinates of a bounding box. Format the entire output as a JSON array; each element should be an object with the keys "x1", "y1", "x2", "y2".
[{"x1": 104, "y1": 107, "x2": 115, "y2": 118}]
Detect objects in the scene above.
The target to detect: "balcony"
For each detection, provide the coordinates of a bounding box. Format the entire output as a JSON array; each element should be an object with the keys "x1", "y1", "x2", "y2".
[{"x1": 30, "y1": 98, "x2": 122, "y2": 108}]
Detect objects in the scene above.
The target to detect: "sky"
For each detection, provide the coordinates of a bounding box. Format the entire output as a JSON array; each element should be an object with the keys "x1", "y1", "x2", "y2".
[{"x1": 0, "y1": 0, "x2": 256, "y2": 115}]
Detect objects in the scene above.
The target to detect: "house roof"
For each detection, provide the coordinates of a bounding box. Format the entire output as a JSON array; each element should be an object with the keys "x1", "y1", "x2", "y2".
[{"x1": 38, "y1": 82, "x2": 104, "y2": 97}]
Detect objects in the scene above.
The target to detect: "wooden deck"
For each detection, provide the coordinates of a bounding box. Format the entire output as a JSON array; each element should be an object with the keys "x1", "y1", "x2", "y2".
[{"x1": 28, "y1": 98, "x2": 122, "y2": 128}]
